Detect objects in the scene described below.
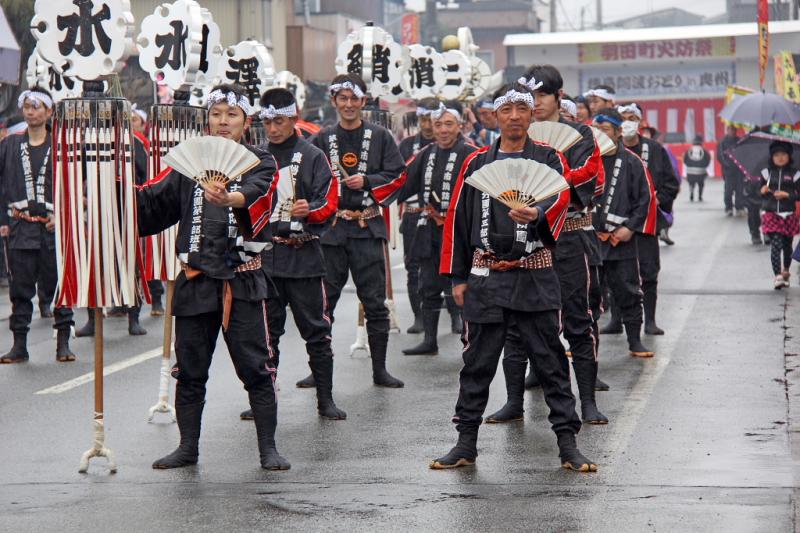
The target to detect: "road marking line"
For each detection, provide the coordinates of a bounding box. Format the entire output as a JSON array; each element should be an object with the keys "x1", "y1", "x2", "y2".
[
  {"x1": 34, "y1": 347, "x2": 165, "y2": 395},
  {"x1": 588, "y1": 212, "x2": 732, "y2": 526}
]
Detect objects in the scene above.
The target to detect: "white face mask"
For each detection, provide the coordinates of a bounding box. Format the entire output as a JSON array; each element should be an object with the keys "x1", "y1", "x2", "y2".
[{"x1": 621, "y1": 120, "x2": 639, "y2": 139}]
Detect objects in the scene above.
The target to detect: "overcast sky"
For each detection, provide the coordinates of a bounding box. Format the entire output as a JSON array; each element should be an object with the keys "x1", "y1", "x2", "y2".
[{"x1": 405, "y1": 0, "x2": 728, "y2": 27}]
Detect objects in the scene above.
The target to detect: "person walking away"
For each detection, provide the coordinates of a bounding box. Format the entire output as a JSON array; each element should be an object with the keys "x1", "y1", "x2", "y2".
[{"x1": 684, "y1": 136, "x2": 710, "y2": 202}]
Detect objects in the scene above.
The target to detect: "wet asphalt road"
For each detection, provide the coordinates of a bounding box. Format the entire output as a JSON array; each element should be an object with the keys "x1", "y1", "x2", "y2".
[{"x1": 1, "y1": 179, "x2": 798, "y2": 532}]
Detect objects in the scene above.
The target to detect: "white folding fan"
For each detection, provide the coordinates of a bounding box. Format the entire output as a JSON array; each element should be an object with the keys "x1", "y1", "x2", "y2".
[
  {"x1": 528, "y1": 121, "x2": 583, "y2": 152},
  {"x1": 270, "y1": 165, "x2": 297, "y2": 223},
  {"x1": 162, "y1": 136, "x2": 261, "y2": 191},
  {"x1": 590, "y1": 127, "x2": 617, "y2": 156},
  {"x1": 465, "y1": 159, "x2": 569, "y2": 210}
]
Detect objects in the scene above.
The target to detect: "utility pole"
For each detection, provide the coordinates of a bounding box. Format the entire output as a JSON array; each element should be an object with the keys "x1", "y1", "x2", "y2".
[
  {"x1": 550, "y1": 0, "x2": 558, "y2": 32},
  {"x1": 580, "y1": 5, "x2": 586, "y2": 30},
  {"x1": 596, "y1": 0, "x2": 603, "y2": 29}
]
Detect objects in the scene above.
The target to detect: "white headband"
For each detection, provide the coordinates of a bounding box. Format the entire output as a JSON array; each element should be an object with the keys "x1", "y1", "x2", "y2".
[
  {"x1": 18, "y1": 90, "x2": 53, "y2": 110},
  {"x1": 616, "y1": 104, "x2": 642, "y2": 120},
  {"x1": 584, "y1": 88, "x2": 615, "y2": 101},
  {"x1": 517, "y1": 76, "x2": 544, "y2": 92},
  {"x1": 560, "y1": 99, "x2": 577, "y2": 117},
  {"x1": 430, "y1": 102, "x2": 461, "y2": 122},
  {"x1": 478, "y1": 101, "x2": 494, "y2": 110},
  {"x1": 207, "y1": 89, "x2": 252, "y2": 115},
  {"x1": 493, "y1": 89, "x2": 535, "y2": 112},
  {"x1": 131, "y1": 104, "x2": 147, "y2": 122},
  {"x1": 416, "y1": 107, "x2": 433, "y2": 116},
  {"x1": 329, "y1": 81, "x2": 365, "y2": 99},
  {"x1": 259, "y1": 103, "x2": 298, "y2": 120}
]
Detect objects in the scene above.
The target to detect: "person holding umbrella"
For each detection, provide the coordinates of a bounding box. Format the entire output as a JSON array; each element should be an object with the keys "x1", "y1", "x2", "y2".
[{"x1": 759, "y1": 141, "x2": 800, "y2": 289}]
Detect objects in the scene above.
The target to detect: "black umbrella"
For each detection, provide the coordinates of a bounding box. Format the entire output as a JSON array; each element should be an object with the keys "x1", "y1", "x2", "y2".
[
  {"x1": 719, "y1": 92, "x2": 800, "y2": 127},
  {"x1": 725, "y1": 131, "x2": 800, "y2": 181}
]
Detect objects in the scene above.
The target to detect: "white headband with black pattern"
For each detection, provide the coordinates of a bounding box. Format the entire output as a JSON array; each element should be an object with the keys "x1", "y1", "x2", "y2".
[
  {"x1": 259, "y1": 103, "x2": 298, "y2": 120},
  {"x1": 493, "y1": 83, "x2": 535, "y2": 112},
  {"x1": 207, "y1": 89, "x2": 252, "y2": 115},
  {"x1": 616, "y1": 103, "x2": 642, "y2": 120},
  {"x1": 560, "y1": 99, "x2": 577, "y2": 117},
  {"x1": 430, "y1": 102, "x2": 461, "y2": 122},
  {"x1": 329, "y1": 81, "x2": 365, "y2": 99},
  {"x1": 18, "y1": 90, "x2": 53, "y2": 110}
]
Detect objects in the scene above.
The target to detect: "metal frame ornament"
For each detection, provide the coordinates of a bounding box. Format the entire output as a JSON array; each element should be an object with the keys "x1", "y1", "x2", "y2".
[
  {"x1": 335, "y1": 23, "x2": 408, "y2": 98},
  {"x1": 136, "y1": 0, "x2": 205, "y2": 91},
  {"x1": 31, "y1": 0, "x2": 136, "y2": 80}
]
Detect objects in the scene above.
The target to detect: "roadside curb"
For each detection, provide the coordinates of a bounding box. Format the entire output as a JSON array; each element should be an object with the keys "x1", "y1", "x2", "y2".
[{"x1": 781, "y1": 290, "x2": 800, "y2": 531}]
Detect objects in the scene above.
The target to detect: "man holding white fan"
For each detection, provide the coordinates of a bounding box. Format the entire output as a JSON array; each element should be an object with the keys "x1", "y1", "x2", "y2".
[
  {"x1": 136, "y1": 83, "x2": 290, "y2": 472},
  {"x1": 489, "y1": 65, "x2": 608, "y2": 426},
  {"x1": 431, "y1": 79, "x2": 596, "y2": 473}
]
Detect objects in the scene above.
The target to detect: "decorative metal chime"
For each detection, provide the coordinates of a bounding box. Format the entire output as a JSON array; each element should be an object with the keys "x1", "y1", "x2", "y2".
[{"x1": 33, "y1": 0, "x2": 137, "y2": 474}]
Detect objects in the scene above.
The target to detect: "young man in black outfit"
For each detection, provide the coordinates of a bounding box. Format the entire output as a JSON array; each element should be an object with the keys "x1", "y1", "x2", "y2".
[
  {"x1": 606, "y1": 102, "x2": 680, "y2": 336},
  {"x1": 139, "y1": 84, "x2": 289, "y2": 471},
  {"x1": 430, "y1": 80, "x2": 596, "y2": 473},
  {"x1": 239, "y1": 88, "x2": 346, "y2": 421},
  {"x1": 0, "y1": 87, "x2": 76, "y2": 363},
  {"x1": 489, "y1": 65, "x2": 607, "y2": 424},
  {"x1": 398, "y1": 101, "x2": 477, "y2": 355},
  {"x1": 593, "y1": 109, "x2": 658, "y2": 358},
  {"x1": 303, "y1": 73, "x2": 406, "y2": 389}
]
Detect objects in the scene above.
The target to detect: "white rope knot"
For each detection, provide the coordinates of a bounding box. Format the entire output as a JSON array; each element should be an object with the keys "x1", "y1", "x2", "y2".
[
  {"x1": 430, "y1": 102, "x2": 461, "y2": 122},
  {"x1": 18, "y1": 90, "x2": 53, "y2": 110},
  {"x1": 258, "y1": 103, "x2": 298, "y2": 120},
  {"x1": 329, "y1": 81, "x2": 365, "y2": 99},
  {"x1": 207, "y1": 90, "x2": 252, "y2": 115},
  {"x1": 517, "y1": 76, "x2": 544, "y2": 92},
  {"x1": 616, "y1": 103, "x2": 642, "y2": 120}
]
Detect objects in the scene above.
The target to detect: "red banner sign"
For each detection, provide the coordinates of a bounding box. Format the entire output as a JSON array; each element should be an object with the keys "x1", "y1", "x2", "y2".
[
  {"x1": 401, "y1": 13, "x2": 419, "y2": 45},
  {"x1": 758, "y1": 0, "x2": 769, "y2": 90}
]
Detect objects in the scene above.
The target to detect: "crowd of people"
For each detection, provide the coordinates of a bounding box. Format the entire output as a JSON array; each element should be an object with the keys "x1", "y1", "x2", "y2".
[{"x1": 1, "y1": 61, "x2": 795, "y2": 475}]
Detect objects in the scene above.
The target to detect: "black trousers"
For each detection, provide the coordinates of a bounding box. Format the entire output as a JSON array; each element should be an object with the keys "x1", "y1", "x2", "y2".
[
  {"x1": 419, "y1": 252, "x2": 450, "y2": 311},
  {"x1": 323, "y1": 239, "x2": 389, "y2": 338},
  {"x1": 148, "y1": 280, "x2": 164, "y2": 299},
  {"x1": 602, "y1": 258, "x2": 643, "y2": 325},
  {"x1": 8, "y1": 247, "x2": 73, "y2": 334},
  {"x1": 504, "y1": 253, "x2": 595, "y2": 366},
  {"x1": 173, "y1": 300, "x2": 277, "y2": 408},
  {"x1": 723, "y1": 172, "x2": 744, "y2": 211},
  {"x1": 637, "y1": 233, "x2": 660, "y2": 310},
  {"x1": 588, "y1": 264, "x2": 603, "y2": 344},
  {"x1": 401, "y1": 213, "x2": 421, "y2": 314},
  {"x1": 454, "y1": 310, "x2": 581, "y2": 435},
  {"x1": 748, "y1": 203, "x2": 762, "y2": 238},
  {"x1": 0, "y1": 236, "x2": 8, "y2": 279},
  {"x1": 265, "y1": 276, "x2": 333, "y2": 369}
]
